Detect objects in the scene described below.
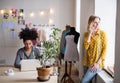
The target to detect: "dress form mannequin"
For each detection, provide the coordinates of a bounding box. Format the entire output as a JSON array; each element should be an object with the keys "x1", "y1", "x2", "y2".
[
  {"x1": 60, "y1": 25, "x2": 71, "y2": 83},
  {"x1": 59, "y1": 25, "x2": 71, "y2": 64},
  {"x1": 64, "y1": 27, "x2": 80, "y2": 61},
  {"x1": 61, "y1": 27, "x2": 80, "y2": 83}
]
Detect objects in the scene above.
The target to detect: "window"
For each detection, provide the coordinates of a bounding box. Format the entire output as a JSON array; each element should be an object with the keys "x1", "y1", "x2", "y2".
[{"x1": 95, "y1": 0, "x2": 116, "y2": 77}]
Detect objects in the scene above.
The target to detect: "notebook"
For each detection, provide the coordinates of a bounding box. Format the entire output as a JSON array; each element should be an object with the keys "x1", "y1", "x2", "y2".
[{"x1": 20, "y1": 59, "x2": 41, "y2": 71}]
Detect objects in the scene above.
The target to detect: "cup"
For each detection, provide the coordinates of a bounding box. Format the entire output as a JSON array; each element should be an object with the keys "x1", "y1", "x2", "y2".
[{"x1": 5, "y1": 68, "x2": 14, "y2": 76}]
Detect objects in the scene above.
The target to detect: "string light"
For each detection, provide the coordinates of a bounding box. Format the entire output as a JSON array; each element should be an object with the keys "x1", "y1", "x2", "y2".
[
  {"x1": 19, "y1": 12, "x2": 24, "y2": 16},
  {"x1": 0, "y1": 10, "x2": 4, "y2": 14},
  {"x1": 50, "y1": 8, "x2": 54, "y2": 14},
  {"x1": 9, "y1": 10, "x2": 12, "y2": 14},
  {"x1": 0, "y1": 8, "x2": 55, "y2": 25},
  {"x1": 49, "y1": 19, "x2": 53, "y2": 24},
  {"x1": 40, "y1": 11, "x2": 44, "y2": 15},
  {"x1": 30, "y1": 12, "x2": 34, "y2": 17}
]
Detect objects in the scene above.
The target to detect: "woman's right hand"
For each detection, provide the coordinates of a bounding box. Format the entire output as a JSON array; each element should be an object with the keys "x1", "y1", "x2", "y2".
[
  {"x1": 87, "y1": 22, "x2": 94, "y2": 42},
  {"x1": 88, "y1": 22, "x2": 94, "y2": 34},
  {"x1": 90, "y1": 63, "x2": 100, "y2": 72}
]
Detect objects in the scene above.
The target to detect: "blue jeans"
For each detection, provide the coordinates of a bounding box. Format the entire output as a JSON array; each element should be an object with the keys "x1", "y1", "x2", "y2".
[{"x1": 81, "y1": 66, "x2": 101, "y2": 83}]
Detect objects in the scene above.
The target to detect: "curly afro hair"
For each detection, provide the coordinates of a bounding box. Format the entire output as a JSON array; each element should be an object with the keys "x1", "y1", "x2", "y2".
[{"x1": 19, "y1": 28, "x2": 38, "y2": 42}]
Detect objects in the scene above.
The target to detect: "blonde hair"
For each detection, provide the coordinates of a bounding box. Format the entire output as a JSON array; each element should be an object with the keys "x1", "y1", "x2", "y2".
[{"x1": 87, "y1": 15, "x2": 100, "y2": 31}]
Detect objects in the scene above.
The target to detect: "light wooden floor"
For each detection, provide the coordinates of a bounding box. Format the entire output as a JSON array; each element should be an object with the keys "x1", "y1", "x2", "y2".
[{"x1": 58, "y1": 62, "x2": 80, "y2": 83}]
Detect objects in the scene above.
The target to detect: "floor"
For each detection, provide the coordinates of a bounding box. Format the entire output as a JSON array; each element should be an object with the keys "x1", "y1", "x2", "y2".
[{"x1": 58, "y1": 62, "x2": 80, "y2": 83}]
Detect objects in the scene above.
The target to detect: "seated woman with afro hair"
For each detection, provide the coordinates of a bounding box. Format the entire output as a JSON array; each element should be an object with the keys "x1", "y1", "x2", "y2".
[{"x1": 14, "y1": 27, "x2": 40, "y2": 68}]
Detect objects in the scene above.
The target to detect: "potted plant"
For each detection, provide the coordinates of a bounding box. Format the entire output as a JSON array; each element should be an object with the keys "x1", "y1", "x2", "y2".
[{"x1": 36, "y1": 27, "x2": 61, "y2": 81}]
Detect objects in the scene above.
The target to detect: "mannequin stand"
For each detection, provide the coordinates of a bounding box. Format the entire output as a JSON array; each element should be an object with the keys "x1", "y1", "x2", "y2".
[
  {"x1": 65, "y1": 62, "x2": 74, "y2": 83},
  {"x1": 61, "y1": 61, "x2": 74, "y2": 83},
  {"x1": 61, "y1": 61, "x2": 70, "y2": 82}
]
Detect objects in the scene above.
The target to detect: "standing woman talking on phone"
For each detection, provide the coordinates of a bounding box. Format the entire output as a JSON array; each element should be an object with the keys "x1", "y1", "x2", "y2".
[{"x1": 81, "y1": 15, "x2": 107, "y2": 83}]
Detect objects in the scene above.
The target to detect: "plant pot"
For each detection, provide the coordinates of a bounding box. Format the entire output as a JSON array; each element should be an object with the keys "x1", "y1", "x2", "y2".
[{"x1": 37, "y1": 66, "x2": 51, "y2": 81}]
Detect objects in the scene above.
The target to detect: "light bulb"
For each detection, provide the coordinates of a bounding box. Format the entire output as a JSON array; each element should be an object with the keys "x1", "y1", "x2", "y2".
[
  {"x1": 0, "y1": 10, "x2": 4, "y2": 14},
  {"x1": 50, "y1": 9, "x2": 54, "y2": 14},
  {"x1": 19, "y1": 12, "x2": 23, "y2": 16},
  {"x1": 30, "y1": 12, "x2": 34, "y2": 17},
  {"x1": 9, "y1": 10, "x2": 12, "y2": 14},
  {"x1": 40, "y1": 11, "x2": 44, "y2": 15},
  {"x1": 49, "y1": 19, "x2": 53, "y2": 24}
]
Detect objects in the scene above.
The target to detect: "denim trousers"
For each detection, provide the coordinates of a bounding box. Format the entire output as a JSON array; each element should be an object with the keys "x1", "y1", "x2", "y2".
[{"x1": 81, "y1": 66, "x2": 101, "y2": 83}]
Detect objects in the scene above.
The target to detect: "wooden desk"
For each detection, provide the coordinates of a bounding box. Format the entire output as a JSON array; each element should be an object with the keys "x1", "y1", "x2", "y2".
[{"x1": 0, "y1": 66, "x2": 58, "y2": 83}]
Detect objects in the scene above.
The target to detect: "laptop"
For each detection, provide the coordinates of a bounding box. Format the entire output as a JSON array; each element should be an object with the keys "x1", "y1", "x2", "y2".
[{"x1": 20, "y1": 59, "x2": 41, "y2": 71}]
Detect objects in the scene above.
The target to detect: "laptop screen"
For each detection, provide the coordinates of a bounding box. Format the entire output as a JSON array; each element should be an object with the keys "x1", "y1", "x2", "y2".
[{"x1": 20, "y1": 59, "x2": 41, "y2": 71}]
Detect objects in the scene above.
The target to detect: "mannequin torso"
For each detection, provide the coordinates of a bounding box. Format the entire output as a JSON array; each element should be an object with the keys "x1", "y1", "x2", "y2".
[
  {"x1": 66, "y1": 27, "x2": 80, "y2": 44},
  {"x1": 64, "y1": 27, "x2": 80, "y2": 61}
]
